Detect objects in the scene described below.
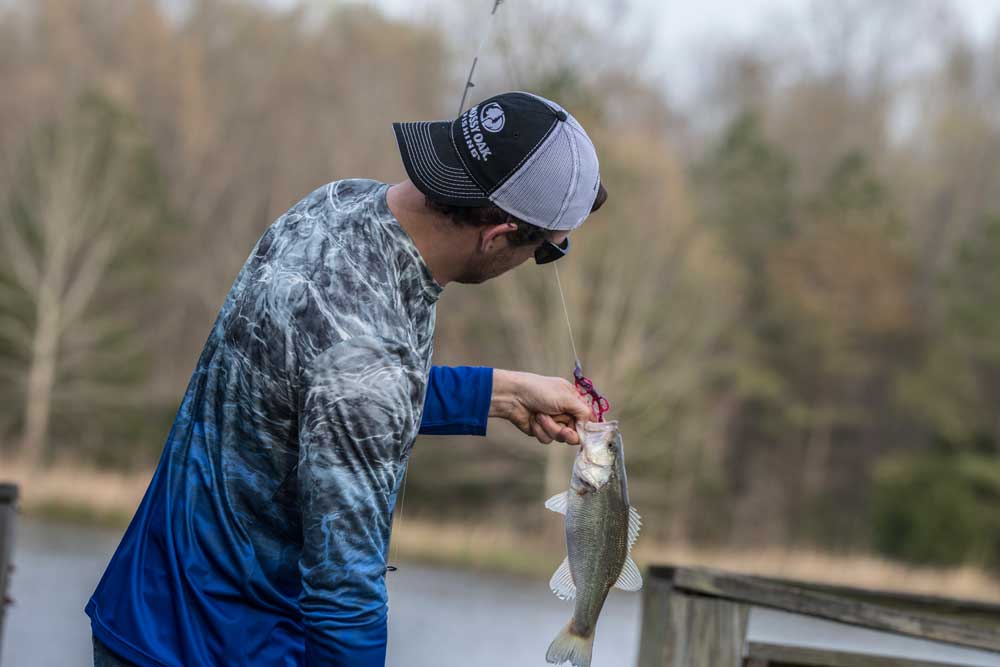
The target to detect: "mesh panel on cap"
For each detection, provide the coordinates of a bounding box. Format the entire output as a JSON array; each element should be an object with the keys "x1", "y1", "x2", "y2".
[
  {"x1": 560, "y1": 116, "x2": 601, "y2": 230},
  {"x1": 490, "y1": 123, "x2": 578, "y2": 229}
]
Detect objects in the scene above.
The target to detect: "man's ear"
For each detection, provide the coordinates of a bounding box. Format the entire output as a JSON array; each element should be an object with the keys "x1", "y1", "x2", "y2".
[{"x1": 479, "y1": 221, "x2": 518, "y2": 252}]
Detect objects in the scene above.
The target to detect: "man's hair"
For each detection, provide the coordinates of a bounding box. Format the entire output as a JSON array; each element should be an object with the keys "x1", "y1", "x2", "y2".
[{"x1": 424, "y1": 182, "x2": 608, "y2": 247}]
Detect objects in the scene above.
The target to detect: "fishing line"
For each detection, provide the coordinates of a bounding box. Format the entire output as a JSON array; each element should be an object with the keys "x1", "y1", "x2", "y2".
[
  {"x1": 389, "y1": 0, "x2": 509, "y2": 576},
  {"x1": 493, "y1": 5, "x2": 588, "y2": 383},
  {"x1": 385, "y1": 461, "x2": 408, "y2": 573},
  {"x1": 492, "y1": 2, "x2": 585, "y2": 377},
  {"x1": 554, "y1": 264, "x2": 609, "y2": 420},
  {"x1": 553, "y1": 263, "x2": 581, "y2": 368}
]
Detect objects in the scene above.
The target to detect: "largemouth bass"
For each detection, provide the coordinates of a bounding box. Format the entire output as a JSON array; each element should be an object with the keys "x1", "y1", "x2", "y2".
[{"x1": 545, "y1": 420, "x2": 642, "y2": 667}]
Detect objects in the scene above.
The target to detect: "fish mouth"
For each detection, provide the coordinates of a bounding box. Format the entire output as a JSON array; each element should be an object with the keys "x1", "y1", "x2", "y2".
[
  {"x1": 579, "y1": 446, "x2": 600, "y2": 467},
  {"x1": 574, "y1": 458, "x2": 613, "y2": 493},
  {"x1": 579, "y1": 443, "x2": 614, "y2": 471},
  {"x1": 579, "y1": 419, "x2": 620, "y2": 433},
  {"x1": 572, "y1": 419, "x2": 619, "y2": 493}
]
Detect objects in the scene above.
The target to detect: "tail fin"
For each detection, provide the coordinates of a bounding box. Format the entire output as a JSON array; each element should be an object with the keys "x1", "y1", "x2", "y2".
[{"x1": 545, "y1": 621, "x2": 594, "y2": 667}]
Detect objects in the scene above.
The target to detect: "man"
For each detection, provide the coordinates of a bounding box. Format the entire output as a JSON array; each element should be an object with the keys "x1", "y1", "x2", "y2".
[{"x1": 87, "y1": 91, "x2": 607, "y2": 667}]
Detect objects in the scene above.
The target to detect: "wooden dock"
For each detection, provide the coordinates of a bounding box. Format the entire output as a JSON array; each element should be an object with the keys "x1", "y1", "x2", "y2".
[
  {"x1": 637, "y1": 565, "x2": 1000, "y2": 667},
  {"x1": 0, "y1": 482, "x2": 17, "y2": 661}
]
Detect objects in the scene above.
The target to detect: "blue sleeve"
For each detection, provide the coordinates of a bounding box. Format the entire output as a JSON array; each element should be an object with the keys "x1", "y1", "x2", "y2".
[{"x1": 419, "y1": 366, "x2": 493, "y2": 436}]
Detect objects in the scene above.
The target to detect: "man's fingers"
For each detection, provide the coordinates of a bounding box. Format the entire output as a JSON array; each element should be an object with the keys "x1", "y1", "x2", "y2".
[
  {"x1": 551, "y1": 413, "x2": 574, "y2": 427},
  {"x1": 536, "y1": 414, "x2": 565, "y2": 441},
  {"x1": 537, "y1": 414, "x2": 580, "y2": 445},
  {"x1": 554, "y1": 425, "x2": 580, "y2": 445},
  {"x1": 531, "y1": 417, "x2": 553, "y2": 444}
]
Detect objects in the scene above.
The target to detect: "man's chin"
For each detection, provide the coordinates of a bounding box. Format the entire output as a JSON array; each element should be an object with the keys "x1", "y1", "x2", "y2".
[
  {"x1": 453, "y1": 272, "x2": 494, "y2": 285},
  {"x1": 453, "y1": 263, "x2": 510, "y2": 285},
  {"x1": 453, "y1": 251, "x2": 532, "y2": 284}
]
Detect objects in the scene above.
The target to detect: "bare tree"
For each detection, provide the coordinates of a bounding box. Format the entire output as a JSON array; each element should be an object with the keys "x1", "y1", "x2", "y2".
[{"x1": 0, "y1": 92, "x2": 168, "y2": 465}]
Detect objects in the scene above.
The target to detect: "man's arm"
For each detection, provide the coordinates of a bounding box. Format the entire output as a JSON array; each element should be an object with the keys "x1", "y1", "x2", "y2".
[
  {"x1": 419, "y1": 366, "x2": 493, "y2": 435},
  {"x1": 421, "y1": 366, "x2": 592, "y2": 444}
]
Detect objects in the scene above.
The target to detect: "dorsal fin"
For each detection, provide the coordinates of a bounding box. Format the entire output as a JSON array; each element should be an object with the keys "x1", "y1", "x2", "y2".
[{"x1": 627, "y1": 506, "x2": 641, "y2": 549}]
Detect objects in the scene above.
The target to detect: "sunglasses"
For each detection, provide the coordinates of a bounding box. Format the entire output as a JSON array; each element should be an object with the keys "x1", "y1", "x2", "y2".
[{"x1": 534, "y1": 237, "x2": 570, "y2": 265}]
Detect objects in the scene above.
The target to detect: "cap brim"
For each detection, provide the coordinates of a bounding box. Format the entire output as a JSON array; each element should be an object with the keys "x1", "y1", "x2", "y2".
[{"x1": 392, "y1": 121, "x2": 490, "y2": 206}]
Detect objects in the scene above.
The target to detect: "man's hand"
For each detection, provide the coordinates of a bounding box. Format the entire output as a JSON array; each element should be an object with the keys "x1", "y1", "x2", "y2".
[{"x1": 489, "y1": 369, "x2": 593, "y2": 445}]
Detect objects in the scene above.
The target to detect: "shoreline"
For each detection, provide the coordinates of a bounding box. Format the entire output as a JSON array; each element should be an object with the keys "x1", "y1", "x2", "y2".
[{"x1": 4, "y1": 459, "x2": 999, "y2": 604}]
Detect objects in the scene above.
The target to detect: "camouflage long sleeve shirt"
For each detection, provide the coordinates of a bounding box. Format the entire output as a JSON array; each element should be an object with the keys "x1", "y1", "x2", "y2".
[{"x1": 87, "y1": 180, "x2": 454, "y2": 666}]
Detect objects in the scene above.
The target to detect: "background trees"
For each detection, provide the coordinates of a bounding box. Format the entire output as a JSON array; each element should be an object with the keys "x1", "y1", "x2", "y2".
[
  {"x1": 1, "y1": 0, "x2": 998, "y2": 570},
  {"x1": 0, "y1": 91, "x2": 172, "y2": 467}
]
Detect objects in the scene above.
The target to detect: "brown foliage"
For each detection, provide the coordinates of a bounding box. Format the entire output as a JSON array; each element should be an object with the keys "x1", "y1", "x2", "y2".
[{"x1": 1, "y1": 0, "x2": 999, "y2": 564}]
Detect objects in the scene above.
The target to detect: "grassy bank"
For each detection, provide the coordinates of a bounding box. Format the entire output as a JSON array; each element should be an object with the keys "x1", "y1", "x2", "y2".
[
  {"x1": 3, "y1": 458, "x2": 152, "y2": 527},
  {"x1": 4, "y1": 459, "x2": 999, "y2": 603},
  {"x1": 393, "y1": 518, "x2": 1000, "y2": 604}
]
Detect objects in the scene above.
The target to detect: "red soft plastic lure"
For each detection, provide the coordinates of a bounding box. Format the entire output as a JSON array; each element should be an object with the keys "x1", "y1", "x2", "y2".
[{"x1": 573, "y1": 362, "x2": 611, "y2": 422}]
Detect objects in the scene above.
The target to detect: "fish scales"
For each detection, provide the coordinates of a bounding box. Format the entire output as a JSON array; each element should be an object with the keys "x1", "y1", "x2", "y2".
[
  {"x1": 545, "y1": 421, "x2": 642, "y2": 667},
  {"x1": 566, "y1": 463, "x2": 629, "y2": 637}
]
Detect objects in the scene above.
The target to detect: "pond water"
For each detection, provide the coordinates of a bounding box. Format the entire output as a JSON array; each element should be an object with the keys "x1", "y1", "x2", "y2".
[{"x1": 1, "y1": 518, "x2": 641, "y2": 666}]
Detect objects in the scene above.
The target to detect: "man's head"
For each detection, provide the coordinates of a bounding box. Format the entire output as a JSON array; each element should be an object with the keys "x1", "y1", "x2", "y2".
[
  {"x1": 424, "y1": 189, "x2": 607, "y2": 283},
  {"x1": 392, "y1": 91, "x2": 607, "y2": 283}
]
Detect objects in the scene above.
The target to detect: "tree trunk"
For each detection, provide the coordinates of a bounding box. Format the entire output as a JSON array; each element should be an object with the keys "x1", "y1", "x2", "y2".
[
  {"x1": 543, "y1": 443, "x2": 574, "y2": 500},
  {"x1": 801, "y1": 403, "x2": 833, "y2": 502},
  {"x1": 18, "y1": 235, "x2": 67, "y2": 468},
  {"x1": 19, "y1": 308, "x2": 58, "y2": 468}
]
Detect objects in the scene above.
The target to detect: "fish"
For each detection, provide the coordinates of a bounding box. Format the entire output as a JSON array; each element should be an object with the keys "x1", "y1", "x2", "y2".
[{"x1": 544, "y1": 419, "x2": 642, "y2": 667}]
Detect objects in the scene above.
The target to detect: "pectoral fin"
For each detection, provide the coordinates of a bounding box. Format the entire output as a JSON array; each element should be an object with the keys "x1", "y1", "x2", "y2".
[
  {"x1": 545, "y1": 491, "x2": 569, "y2": 515},
  {"x1": 549, "y1": 557, "x2": 577, "y2": 600},
  {"x1": 613, "y1": 556, "x2": 643, "y2": 592}
]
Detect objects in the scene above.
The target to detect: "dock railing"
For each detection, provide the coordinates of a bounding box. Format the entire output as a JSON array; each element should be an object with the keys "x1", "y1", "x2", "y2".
[
  {"x1": 637, "y1": 564, "x2": 1000, "y2": 667},
  {"x1": 0, "y1": 482, "x2": 17, "y2": 662}
]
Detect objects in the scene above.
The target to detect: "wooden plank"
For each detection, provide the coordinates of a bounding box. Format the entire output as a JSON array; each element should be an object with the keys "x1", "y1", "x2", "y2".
[
  {"x1": 749, "y1": 641, "x2": 972, "y2": 667},
  {"x1": 637, "y1": 571, "x2": 675, "y2": 667},
  {"x1": 663, "y1": 593, "x2": 690, "y2": 667},
  {"x1": 657, "y1": 593, "x2": 748, "y2": 667},
  {"x1": 0, "y1": 482, "x2": 18, "y2": 659},
  {"x1": 668, "y1": 567, "x2": 1000, "y2": 653},
  {"x1": 748, "y1": 606, "x2": 1000, "y2": 667},
  {"x1": 773, "y1": 578, "x2": 1000, "y2": 620},
  {"x1": 684, "y1": 596, "x2": 748, "y2": 667},
  {"x1": 638, "y1": 581, "x2": 751, "y2": 667},
  {"x1": 648, "y1": 565, "x2": 1000, "y2": 621}
]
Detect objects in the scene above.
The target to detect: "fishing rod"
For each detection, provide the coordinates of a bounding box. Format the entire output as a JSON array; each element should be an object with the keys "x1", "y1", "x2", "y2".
[
  {"x1": 455, "y1": 0, "x2": 608, "y2": 417},
  {"x1": 389, "y1": 0, "x2": 610, "y2": 574},
  {"x1": 456, "y1": 0, "x2": 609, "y2": 420},
  {"x1": 457, "y1": 0, "x2": 506, "y2": 116},
  {"x1": 388, "y1": 0, "x2": 510, "y2": 576}
]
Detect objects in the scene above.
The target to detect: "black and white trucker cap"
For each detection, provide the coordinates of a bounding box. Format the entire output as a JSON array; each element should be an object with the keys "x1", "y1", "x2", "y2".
[{"x1": 392, "y1": 92, "x2": 601, "y2": 232}]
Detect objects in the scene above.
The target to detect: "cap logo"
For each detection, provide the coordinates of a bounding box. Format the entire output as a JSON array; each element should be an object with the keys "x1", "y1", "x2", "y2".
[
  {"x1": 481, "y1": 103, "x2": 505, "y2": 133},
  {"x1": 460, "y1": 104, "x2": 494, "y2": 162}
]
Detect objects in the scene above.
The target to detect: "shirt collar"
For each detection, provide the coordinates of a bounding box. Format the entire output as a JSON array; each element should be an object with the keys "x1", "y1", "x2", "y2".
[{"x1": 374, "y1": 183, "x2": 444, "y2": 303}]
